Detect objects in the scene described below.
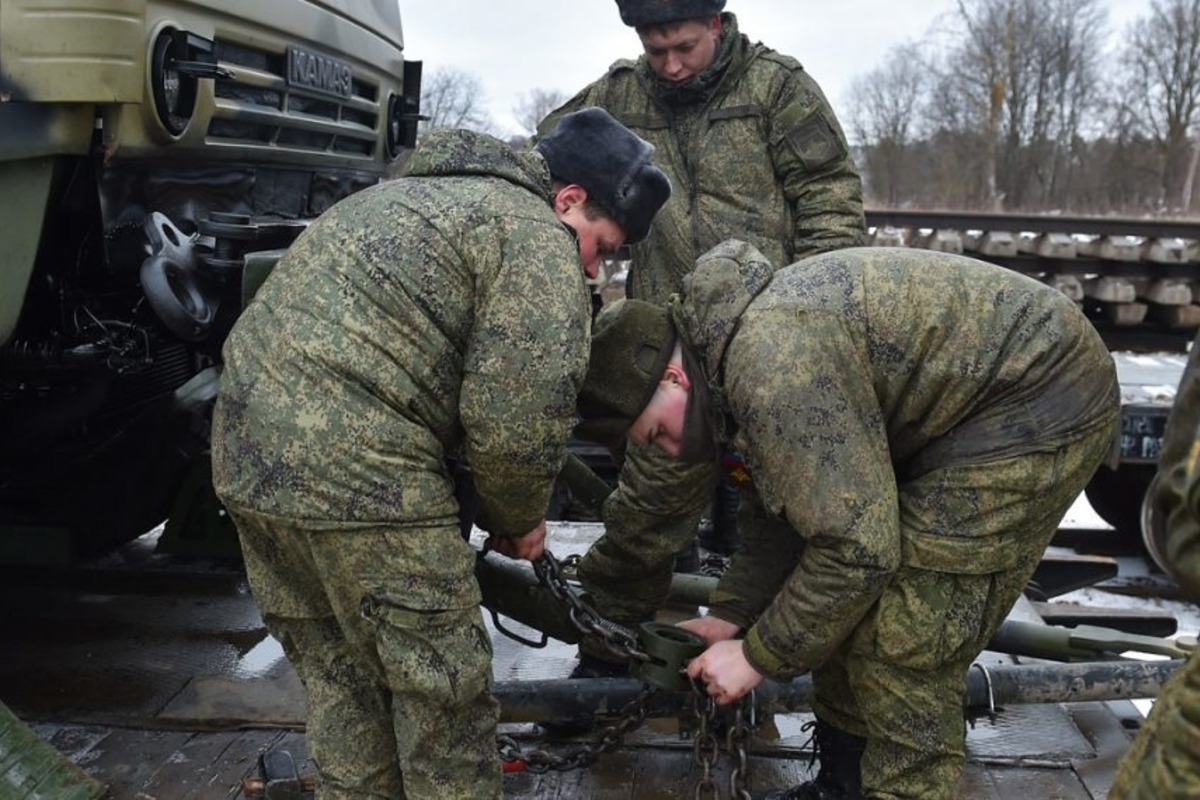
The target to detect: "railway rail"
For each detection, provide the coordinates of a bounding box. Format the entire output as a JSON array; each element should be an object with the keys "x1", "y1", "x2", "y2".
[{"x1": 864, "y1": 210, "x2": 1200, "y2": 353}]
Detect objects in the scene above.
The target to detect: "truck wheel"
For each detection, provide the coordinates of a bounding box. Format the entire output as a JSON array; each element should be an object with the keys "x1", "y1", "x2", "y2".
[
  {"x1": 1140, "y1": 473, "x2": 1171, "y2": 574},
  {"x1": 1084, "y1": 464, "x2": 1156, "y2": 537}
]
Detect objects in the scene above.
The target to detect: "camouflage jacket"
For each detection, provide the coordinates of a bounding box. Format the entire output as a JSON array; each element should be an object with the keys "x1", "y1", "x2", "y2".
[
  {"x1": 1156, "y1": 330, "x2": 1200, "y2": 597},
  {"x1": 675, "y1": 241, "x2": 1119, "y2": 678},
  {"x1": 537, "y1": 13, "x2": 864, "y2": 305},
  {"x1": 211, "y1": 129, "x2": 591, "y2": 536}
]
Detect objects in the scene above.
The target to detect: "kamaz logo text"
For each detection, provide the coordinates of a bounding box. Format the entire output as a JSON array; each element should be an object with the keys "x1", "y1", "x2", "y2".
[{"x1": 287, "y1": 47, "x2": 353, "y2": 99}]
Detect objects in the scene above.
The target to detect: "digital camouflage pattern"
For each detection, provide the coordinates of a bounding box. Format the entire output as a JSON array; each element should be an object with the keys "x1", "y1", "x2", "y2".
[
  {"x1": 213, "y1": 128, "x2": 591, "y2": 536},
  {"x1": 679, "y1": 241, "x2": 1119, "y2": 798},
  {"x1": 227, "y1": 507, "x2": 499, "y2": 800},
  {"x1": 538, "y1": 13, "x2": 864, "y2": 305},
  {"x1": 538, "y1": 12, "x2": 866, "y2": 632},
  {"x1": 1109, "y1": 328, "x2": 1200, "y2": 800},
  {"x1": 211, "y1": 128, "x2": 592, "y2": 799}
]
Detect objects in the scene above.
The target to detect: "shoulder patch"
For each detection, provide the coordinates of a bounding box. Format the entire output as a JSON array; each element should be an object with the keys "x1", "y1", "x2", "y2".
[{"x1": 785, "y1": 114, "x2": 846, "y2": 170}]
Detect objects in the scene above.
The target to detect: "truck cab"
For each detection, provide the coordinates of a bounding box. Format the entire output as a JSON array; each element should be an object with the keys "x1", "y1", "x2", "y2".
[{"x1": 0, "y1": 0, "x2": 421, "y2": 562}]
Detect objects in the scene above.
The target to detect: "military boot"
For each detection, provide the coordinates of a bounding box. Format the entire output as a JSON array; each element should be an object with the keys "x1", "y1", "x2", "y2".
[{"x1": 762, "y1": 719, "x2": 866, "y2": 800}]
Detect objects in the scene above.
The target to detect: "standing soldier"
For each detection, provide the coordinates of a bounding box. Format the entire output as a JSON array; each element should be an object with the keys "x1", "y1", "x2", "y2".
[
  {"x1": 578, "y1": 241, "x2": 1119, "y2": 799},
  {"x1": 209, "y1": 108, "x2": 669, "y2": 800},
  {"x1": 1109, "y1": 328, "x2": 1200, "y2": 800},
  {"x1": 537, "y1": 0, "x2": 865, "y2": 675}
]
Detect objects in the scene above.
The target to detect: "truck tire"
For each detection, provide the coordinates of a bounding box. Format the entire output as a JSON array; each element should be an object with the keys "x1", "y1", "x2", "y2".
[{"x1": 1084, "y1": 463, "x2": 1160, "y2": 560}]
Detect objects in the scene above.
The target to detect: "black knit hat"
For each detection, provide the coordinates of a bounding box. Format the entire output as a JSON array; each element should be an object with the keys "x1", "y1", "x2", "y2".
[
  {"x1": 615, "y1": 0, "x2": 726, "y2": 27},
  {"x1": 534, "y1": 107, "x2": 671, "y2": 244},
  {"x1": 576, "y1": 299, "x2": 677, "y2": 446}
]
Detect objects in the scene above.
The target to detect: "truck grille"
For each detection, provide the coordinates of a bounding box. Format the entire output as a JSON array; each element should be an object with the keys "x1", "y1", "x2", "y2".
[{"x1": 208, "y1": 40, "x2": 380, "y2": 158}]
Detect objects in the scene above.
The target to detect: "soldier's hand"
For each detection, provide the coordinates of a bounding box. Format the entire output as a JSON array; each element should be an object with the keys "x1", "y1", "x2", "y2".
[
  {"x1": 677, "y1": 615, "x2": 741, "y2": 646},
  {"x1": 488, "y1": 520, "x2": 547, "y2": 561},
  {"x1": 686, "y1": 640, "x2": 764, "y2": 706}
]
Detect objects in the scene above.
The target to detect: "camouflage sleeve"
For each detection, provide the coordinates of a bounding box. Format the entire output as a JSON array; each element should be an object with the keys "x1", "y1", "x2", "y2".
[
  {"x1": 724, "y1": 308, "x2": 900, "y2": 680},
  {"x1": 1159, "y1": 331, "x2": 1200, "y2": 597},
  {"x1": 767, "y1": 67, "x2": 866, "y2": 259},
  {"x1": 460, "y1": 219, "x2": 591, "y2": 538},
  {"x1": 706, "y1": 493, "x2": 804, "y2": 629}
]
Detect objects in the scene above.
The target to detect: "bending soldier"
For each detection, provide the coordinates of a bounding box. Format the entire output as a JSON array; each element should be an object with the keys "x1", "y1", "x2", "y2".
[
  {"x1": 538, "y1": 0, "x2": 865, "y2": 674},
  {"x1": 209, "y1": 109, "x2": 669, "y2": 800},
  {"x1": 578, "y1": 241, "x2": 1119, "y2": 800},
  {"x1": 1108, "y1": 327, "x2": 1200, "y2": 800}
]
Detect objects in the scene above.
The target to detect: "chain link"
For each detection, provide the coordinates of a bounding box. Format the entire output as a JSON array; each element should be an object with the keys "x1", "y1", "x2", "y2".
[
  {"x1": 691, "y1": 681, "x2": 721, "y2": 799},
  {"x1": 726, "y1": 690, "x2": 757, "y2": 800},
  {"x1": 492, "y1": 550, "x2": 666, "y2": 775},
  {"x1": 533, "y1": 551, "x2": 651, "y2": 663},
  {"x1": 496, "y1": 684, "x2": 657, "y2": 774},
  {"x1": 688, "y1": 678, "x2": 760, "y2": 799}
]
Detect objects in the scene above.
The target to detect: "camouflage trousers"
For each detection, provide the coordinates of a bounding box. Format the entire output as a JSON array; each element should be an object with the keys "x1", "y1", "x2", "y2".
[
  {"x1": 225, "y1": 505, "x2": 500, "y2": 800},
  {"x1": 1108, "y1": 647, "x2": 1200, "y2": 799},
  {"x1": 576, "y1": 440, "x2": 718, "y2": 643},
  {"x1": 810, "y1": 425, "x2": 1114, "y2": 800}
]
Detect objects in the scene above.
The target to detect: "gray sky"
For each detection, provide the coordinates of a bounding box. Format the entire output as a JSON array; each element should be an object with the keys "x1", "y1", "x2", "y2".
[{"x1": 399, "y1": 0, "x2": 1150, "y2": 138}]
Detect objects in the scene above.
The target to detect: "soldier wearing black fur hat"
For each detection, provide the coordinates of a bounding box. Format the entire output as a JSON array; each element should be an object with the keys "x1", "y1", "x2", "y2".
[
  {"x1": 536, "y1": 0, "x2": 865, "y2": 686},
  {"x1": 210, "y1": 108, "x2": 668, "y2": 800}
]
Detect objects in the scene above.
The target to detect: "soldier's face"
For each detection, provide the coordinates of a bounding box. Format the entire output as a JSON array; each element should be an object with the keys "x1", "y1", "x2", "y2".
[
  {"x1": 555, "y1": 187, "x2": 625, "y2": 278},
  {"x1": 637, "y1": 17, "x2": 721, "y2": 83},
  {"x1": 629, "y1": 364, "x2": 690, "y2": 458}
]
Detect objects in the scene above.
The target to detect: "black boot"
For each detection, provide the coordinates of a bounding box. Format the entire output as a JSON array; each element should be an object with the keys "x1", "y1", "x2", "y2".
[{"x1": 762, "y1": 719, "x2": 866, "y2": 800}]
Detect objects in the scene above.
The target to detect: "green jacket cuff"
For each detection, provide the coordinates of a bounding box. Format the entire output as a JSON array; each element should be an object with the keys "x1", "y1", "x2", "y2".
[
  {"x1": 744, "y1": 626, "x2": 791, "y2": 681},
  {"x1": 708, "y1": 605, "x2": 754, "y2": 631}
]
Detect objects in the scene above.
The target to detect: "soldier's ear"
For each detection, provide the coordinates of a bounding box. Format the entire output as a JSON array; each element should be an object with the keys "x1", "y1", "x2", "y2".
[
  {"x1": 553, "y1": 184, "x2": 588, "y2": 214},
  {"x1": 663, "y1": 362, "x2": 690, "y2": 390}
]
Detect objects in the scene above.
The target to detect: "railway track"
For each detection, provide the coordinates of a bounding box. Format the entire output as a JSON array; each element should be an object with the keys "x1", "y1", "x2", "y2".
[{"x1": 864, "y1": 210, "x2": 1200, "y2": 353}]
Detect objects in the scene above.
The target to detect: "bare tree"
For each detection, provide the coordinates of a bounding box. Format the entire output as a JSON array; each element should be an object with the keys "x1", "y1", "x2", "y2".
[
  {"x1": 847, "y1": 44, "x2": 927, "y2": 207},
  {"x1": 513, "y1": 88, "x2": 569, "y2": 138},
  {"x1": 1120, "y1": 0, "x2": 1200, "y2": 212},
  {"x1": 417, "y1": 67, "x2": 495, "y2": 139},
  {"x1": 929, "y1": 0, "x2": 1106, "y2": 210}
]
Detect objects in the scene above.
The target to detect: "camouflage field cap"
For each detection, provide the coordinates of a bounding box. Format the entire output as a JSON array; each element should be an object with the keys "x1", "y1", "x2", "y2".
[
  {"x1": 576, "y1": 298, "x2": 677, "y2": 446},
  {"x1": 534, "y1": 107, "x2": 671, "y2": 244},
  {"x1": 615, "y1": 0, "x2": 726, "y2": 27}
]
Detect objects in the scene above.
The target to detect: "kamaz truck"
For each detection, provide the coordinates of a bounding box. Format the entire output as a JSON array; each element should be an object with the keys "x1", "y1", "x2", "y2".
[{"x1": 0, "y1": 0, "x2": 421, "y2": 563}]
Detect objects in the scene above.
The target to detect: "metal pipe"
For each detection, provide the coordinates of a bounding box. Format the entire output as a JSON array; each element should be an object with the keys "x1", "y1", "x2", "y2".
[{"x1": 494, "y1": 658, "x2": 1181, "y2": 723}]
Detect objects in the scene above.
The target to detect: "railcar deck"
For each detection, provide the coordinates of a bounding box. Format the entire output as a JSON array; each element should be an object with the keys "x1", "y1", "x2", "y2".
[{"x1": 4, "y1": 516, "x2": 1190, "y2": 799}]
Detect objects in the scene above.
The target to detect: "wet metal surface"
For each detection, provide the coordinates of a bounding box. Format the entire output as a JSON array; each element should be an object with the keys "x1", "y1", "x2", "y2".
[{"x1": 0, "y1": 522, "x2": 1167, "y2": 798}]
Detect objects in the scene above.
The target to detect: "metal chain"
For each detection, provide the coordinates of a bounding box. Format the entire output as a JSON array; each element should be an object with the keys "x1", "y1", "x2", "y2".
[
  {"x1": 496, "y1": 684, "x2": 657, "y2": 774},
  {"x1": 533, "y1": 551, "x2": 651, "y2": 663},
  {"x1": 691, "y1": 680, "x2": 721, "y2": 799},
  {"x1": 688, "y1": 679, "x2": 760, "y2": 799},
  {"x1": 726, "y1": 690, "x2": 757, "y2": 800}
]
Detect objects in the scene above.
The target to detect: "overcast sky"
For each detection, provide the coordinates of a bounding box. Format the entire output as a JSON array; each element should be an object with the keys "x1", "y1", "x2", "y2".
[{"x1": 399, "y1": 0, "x2": 1150, "y2": 138}]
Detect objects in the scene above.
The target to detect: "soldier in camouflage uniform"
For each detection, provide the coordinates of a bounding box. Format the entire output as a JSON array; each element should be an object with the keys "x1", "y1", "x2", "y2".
[
  {"x1": 537, "y1": 0, "x2": 865, "y2": 667},
  {"x1": 1109, "y1": 328, "x2": 1200, "y2": 800},
  {"x1": 209, "y1": 108, "x2": 669, "y2": 800},
  {"x1": 578, "y1": 241, "x2": 1120, "y2": 799}
]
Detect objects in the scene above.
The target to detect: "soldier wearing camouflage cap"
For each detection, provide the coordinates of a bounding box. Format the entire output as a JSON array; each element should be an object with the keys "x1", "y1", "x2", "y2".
[
  {"x1": 536, "y1": 0, "x2": 865, "y2": 682},
  {"x1": 210, "y1": 108, "x2": 668, "y2": 800},
  {"x1": 579, "y1": 241, "x2": 1119, "y2": 799},
  {"x1": 1109, "y1": 327, "x2": 1200, "y2": 800}
]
